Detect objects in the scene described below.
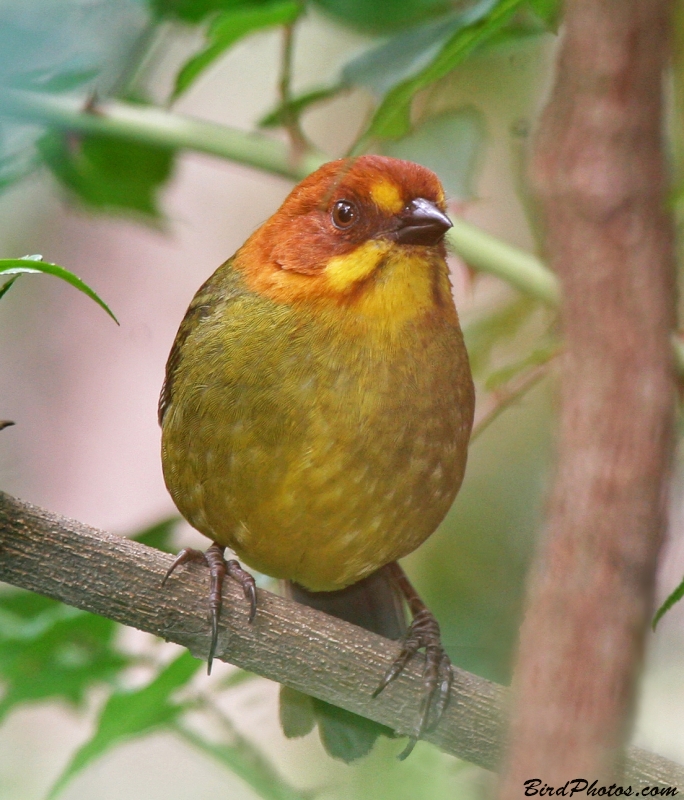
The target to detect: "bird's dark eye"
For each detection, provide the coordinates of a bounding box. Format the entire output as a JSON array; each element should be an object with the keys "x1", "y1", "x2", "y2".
[{"x1": 331, "y1": 200, "x2": 358, "y2": 229}]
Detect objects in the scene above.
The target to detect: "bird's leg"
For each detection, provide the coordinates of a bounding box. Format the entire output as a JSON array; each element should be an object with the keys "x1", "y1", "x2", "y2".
[
  {"x1": 161, "y1": 542, "x2": 257, "y2": 674},
  {"x1": 373, "y1": 561, "x2": 453, "y2": 760}
]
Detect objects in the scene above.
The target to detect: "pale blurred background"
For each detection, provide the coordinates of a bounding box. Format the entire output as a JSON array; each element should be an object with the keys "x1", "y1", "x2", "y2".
[{"x1": 1, "y1": 2, "x2": 684, "y2": 798}]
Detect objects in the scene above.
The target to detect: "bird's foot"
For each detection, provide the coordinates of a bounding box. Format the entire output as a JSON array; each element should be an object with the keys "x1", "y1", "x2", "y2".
[
  {"x1": 372, "y1": 563, "x2": 453, "y2": 760},
  {"x1": 161, "y1": 542, "x2": 257, "y2": 673}
]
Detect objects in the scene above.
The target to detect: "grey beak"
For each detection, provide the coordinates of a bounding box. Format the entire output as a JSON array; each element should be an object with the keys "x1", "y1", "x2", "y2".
[{"x1": 390, "y1": 198, "x2": 452, "y2": 246}]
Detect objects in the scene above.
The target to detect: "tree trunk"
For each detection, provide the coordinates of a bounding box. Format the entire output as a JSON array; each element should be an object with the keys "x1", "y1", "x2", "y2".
[{"x1": 499, "y1": 0, "x2": 677, "y2": 792}]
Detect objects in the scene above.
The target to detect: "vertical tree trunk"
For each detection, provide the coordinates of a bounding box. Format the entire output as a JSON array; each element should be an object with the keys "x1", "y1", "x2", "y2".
[{"x1": 499, "y1": 0, "x2": 676, "y2": 792}]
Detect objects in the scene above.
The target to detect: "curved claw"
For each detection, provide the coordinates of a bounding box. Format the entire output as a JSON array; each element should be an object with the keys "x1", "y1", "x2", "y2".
[
  {"x1": 372, "y1": 645, "x2": 414, "y2": 698},
  {"x1": 426, "y1": 658, "x2": 453, "y2": 732},
  {"x1": 372, "y1": 602, "x2": 452, "y2": 759},
  {"x1": 160, "y1": 544, "x2": 258, "y2": 674},
  {"x1": 208, "y1": 602, "x2": 220, "y2": 675},
  {"x1": 161, "y1": 547, "x2": 203, "y2": 588},
  {"x1": 246, "y1": 582, "x2": 257, "y2": 623},
  {"x1": 397, "y1": 736, "x2": 418, "y2": 761},
  {"x1": 226, "y1": 560, "x2": 257, "y2": 623}
]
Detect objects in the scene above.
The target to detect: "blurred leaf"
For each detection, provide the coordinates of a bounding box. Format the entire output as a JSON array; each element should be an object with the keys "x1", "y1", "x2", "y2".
[
  {"x1": 381, "y1": 107, "x2": 485, "y2": 199},
  {"x1": 0, "y1": 1, "x2": 150, "y2": 194},
  {"x1": 48, "y1": 650, "x2": 202, "y2": 800},
  {"x1": 0, "y1": 143, "x2": 40, "y2": 195},
  {"x1": 463, "y1": 295, "x2": 537, "y2": 378},
  {"x1": 342, "y1": 1, "x2": 499, "y2": 98},
  {"x1": 0, "y1": 2, "x2": 148, "y2": 91},
  {"x1": 7, "y1": 65, "x2": 100, "y2": 93},
  {"x1": 218, "y1": 667, "x2": 258, "y2": 690},
  {"x1": 483, "y1": 340, "x2": 557, "y2": 391},
  {"x1": 348, "y1": 738, "x2": 472, "y2": 800},
  {"x1": 177, "y1": 721, "x2": 310, "y2": 800},
  {"x1": 653, "y1": 577, "x2": 684, "y2": 630},
  {"x1": 172, "y1": 1, "x2": 302, "y2": 99},
  {"x1": 130, "y1": 516, "x2": 182, "y2": 553},
  {"x1": 0, "y1": 256, "x2": 118, "y2": 323},
  {"x1": 0, "y1": 276, "x2": 18, "y2": 301},
  {"x1": 148, "y1": 0, "x2": 279, "y2": 24},
  {"x1": 38, "y1": 129, "x2": 175, "y2": 220},
  {"x1": 526, "y1": 0, "x2": 562, "y2": 30},
  {"x1": 311, "y1": 0, "x2": 453, "y2": 34},
  {"x1": 0, "y1": 591, "x2": 128, "y2": 722},
  {"x1": 258, "y1": 85, "x2": 343, "y2": 128},
  {"x1": 279, "y1": 685, "x2": 316, "y2": 738},
  {"x1": 356, "y1": 0, "x2": 526, "y2": 140}
]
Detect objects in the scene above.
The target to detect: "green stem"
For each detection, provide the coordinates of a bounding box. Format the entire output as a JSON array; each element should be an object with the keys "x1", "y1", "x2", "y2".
[
  {"x1": 172, "y1": 721, "x2": 309, "y2": 800},
  {"x1": 278, "y1": 24, "x2": 309, "y2": 155},
  {"x1": 447, "y1": 218, "x2": 560, "y2": 306},
  {"x1": 0, "y1": 89, "x2": 563, "y2": 306},
  {"x1": 0, "y1": 88, "x2": 327, "y2": 182}
]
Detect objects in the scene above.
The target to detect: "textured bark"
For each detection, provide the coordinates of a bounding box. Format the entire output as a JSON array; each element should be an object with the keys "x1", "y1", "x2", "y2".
[
  {"x1": 500, "y1": 0, "x2": 677, "y2": 793},
  {"x1": 0, "y1": 492, "x2": 682, "y2": 786}
]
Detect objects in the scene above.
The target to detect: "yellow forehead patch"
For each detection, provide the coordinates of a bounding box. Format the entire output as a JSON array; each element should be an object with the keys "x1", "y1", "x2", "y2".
[
  {"x1": 325, "y1": 240, "x2": 391, "y2": 292},
  {"x1": 369, "y1": 180, "x2": 404, "y2": 214}
]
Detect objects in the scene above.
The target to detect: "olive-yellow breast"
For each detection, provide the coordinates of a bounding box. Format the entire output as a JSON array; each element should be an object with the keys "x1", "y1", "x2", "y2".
[{"x1": 159, "y1": 155, "x2": 474, "y2": 592}]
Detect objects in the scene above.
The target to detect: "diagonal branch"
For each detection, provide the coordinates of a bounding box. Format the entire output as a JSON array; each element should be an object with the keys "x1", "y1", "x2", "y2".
[{"x1": 0, "y1": 492, "x2": 681, "y2": 787}]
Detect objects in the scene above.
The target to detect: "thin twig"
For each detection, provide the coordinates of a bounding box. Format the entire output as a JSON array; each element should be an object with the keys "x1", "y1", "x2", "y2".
[
  {"x1": 278, "y1": 23, "x2": 309, "y2": 160},
  {"x1": 471, "y1": 358, "x2": 555, "y2": 443}
]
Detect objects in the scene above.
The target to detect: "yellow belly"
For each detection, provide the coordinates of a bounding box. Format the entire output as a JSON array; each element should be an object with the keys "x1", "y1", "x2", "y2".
[{"x1": 161, "y1": 266, "x2": 474, "y2": 591}]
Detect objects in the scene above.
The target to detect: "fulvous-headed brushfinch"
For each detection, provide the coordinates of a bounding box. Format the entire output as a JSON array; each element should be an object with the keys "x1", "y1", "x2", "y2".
[{"x1": 159, "y1": 155, "x2": 475, "y2": 761}]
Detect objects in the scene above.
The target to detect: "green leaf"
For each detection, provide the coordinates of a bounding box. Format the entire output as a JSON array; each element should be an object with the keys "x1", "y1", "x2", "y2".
[
  {"x1": 48, "y1": 650, "x2": 202, "y2": 800},
  {"x1": 311, "y1": 0, "x2": 452, "y2": 34},
  {"x1": 177, "y1": 722, "x2": 310, "y2": 800},
  {"x1": 258, "y1": 85, "x2": 343, "y2": 128},
  {"x1": 0, "y1": 591, "x2": 128, "y2": 723},
  {"x1": 381, "y1": 106, "x2": 486, "y2": 200},
  {"x1": 0, "y1": 276, "x2": 18, "y2": 301},
  {"x1": 358, "y1": 0, "x2": 527, "y2": 141},
  {"x1": 0, "y1": 256, "x2": 118, "y2": 323},
  {"x1": 483, "y1": 341, "x2": 557, "y2": 391},
  {"x1": 148, "y1": 0, "x2": 278, "y2": 24},
  {"x1": 7, "y1": 66, "x2": 100, "y2": 94},
  {"x1": 342, "y1": 1, "x2": 499, "y2": 98},
  {"x1": 0, "y1": 146, "x2": 39, "y2": 196},
  {"x1": 463, "y1": 296, "x2": 537, "y2": 378},
  {"x1": 653, "y1": 577, "x2": 684, "y2": 630},
  {"x1": 218, "y1": 667, "x2": 258, "y2": 690},
  {"x1": 38, "y1": 130, "x2": 175, "y2": 221},
  {"x1": 526, "y1": 0, "x2": 562, "y2": 30},
  {"x1": 130, "y1": 516, "x2": 181, "y2": 554},
  {"x1": 173, "y1": 1, "x2": 302, "y2": 99}
]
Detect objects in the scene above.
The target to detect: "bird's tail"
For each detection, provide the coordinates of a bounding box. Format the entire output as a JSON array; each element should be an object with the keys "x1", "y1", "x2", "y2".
[{"x1": 280, "y1": 568, "x2": 406, "y2": 762}]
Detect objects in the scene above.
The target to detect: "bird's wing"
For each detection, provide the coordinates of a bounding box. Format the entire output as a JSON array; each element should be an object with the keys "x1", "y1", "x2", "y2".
[{"x1": 158, "y1": 257, "x2": 243, "y2": 426}]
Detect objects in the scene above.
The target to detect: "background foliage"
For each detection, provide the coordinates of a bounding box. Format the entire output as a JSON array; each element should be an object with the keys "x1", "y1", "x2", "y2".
[{"x1": 2, "y1": 0, "x2": 655, "y2": 798}]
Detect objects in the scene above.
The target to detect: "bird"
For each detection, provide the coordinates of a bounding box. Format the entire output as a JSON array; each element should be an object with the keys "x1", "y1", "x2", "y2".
[{"x1": 159, "y1": 154, "x2": 475, "y2": 761}]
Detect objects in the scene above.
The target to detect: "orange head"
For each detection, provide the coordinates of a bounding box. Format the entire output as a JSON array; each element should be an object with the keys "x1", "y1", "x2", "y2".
[{"x1": 235, "y1": 155, "x2": 453, "y2": 312}]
